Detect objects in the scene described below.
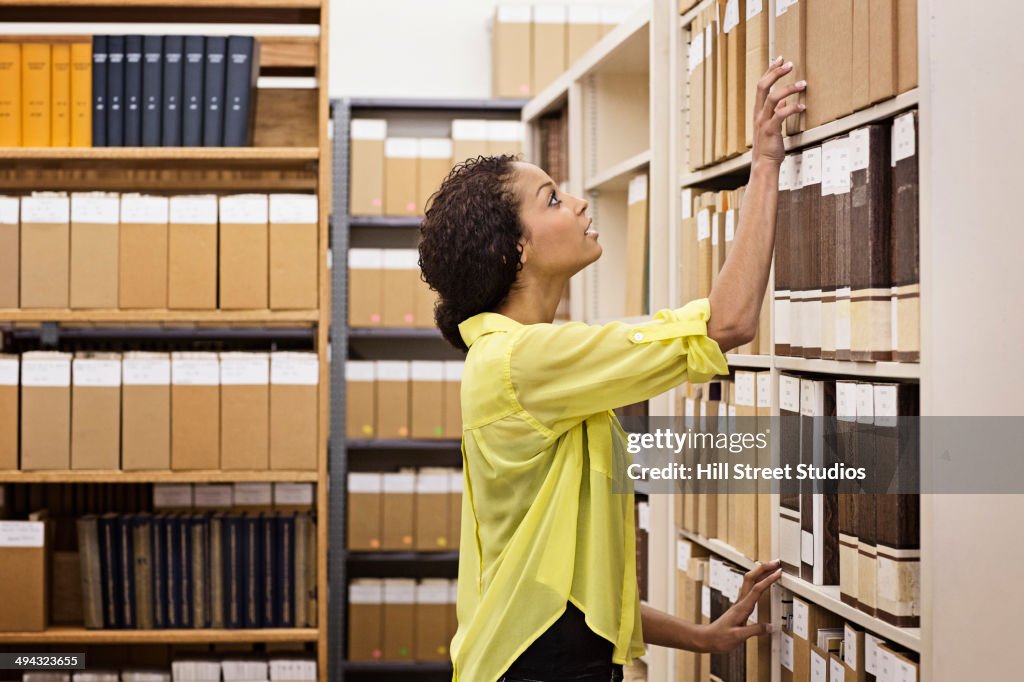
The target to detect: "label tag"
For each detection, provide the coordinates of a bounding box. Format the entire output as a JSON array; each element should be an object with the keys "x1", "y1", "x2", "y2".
[
  {"x1": 781, "y1": 632, "x2": 794, "y2": 670},
  {"x1": 792, "y1": 598, "x2": 809, "y2": 639},
  {"x1": 697, "y1": 211, "x2": 711, "y2": 240},
  {"x1": 676, "y1": 540, "x2": 691, "y2": 570},
  {"x1": 701, "y1": 585, "x2": 711, "y2": 618},
  {"x1": 844, "y1": 624, "x2": 859, "y2": 669},
  {"x1": 747, "y1": 0, "x2": 764, "y2": 20},
  {"x1": 723, "y1": 0, "x2": 740, "y2": 33},
  {"x1": 892, "y1": 112, "x2": 917, "y2": 165},
  {"x1": 0, "y1": 521, "x2": 45, "y2": 547}
]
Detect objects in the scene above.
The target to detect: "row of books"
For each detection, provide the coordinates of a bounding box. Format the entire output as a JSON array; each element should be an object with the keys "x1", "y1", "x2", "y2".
[
  {"x1": 345, "y1": 360, "x2": 462, "y2": 440},
  {"x1": 774, "y1": 112, "x2": 920, "y2": 363},
  {"x1": 76, "y1": 511, "x2": 318, "y2": 629},
  {"x1": 20, "y1": 657, "x2": 316, "y2": 682},
  {"x1": 0, "y1": 42, "x2": 90, "y2": 147},
  {"x1": 347, "y1": 248, "x2": 436, "y2": 328},
  {"x1": 348, "y1": 578, "x2": 457, "y2": 663},
  {"x1": 0, "y1": 351, "x2": 319, "y2": 473},
  {"x1": 153, "y1": 483, "x2": 315, "y2": 512},
  {"x1": 347, "y1": 469, "x2": 461, "y2": 552},
  {"x1": 0, "y1": 192, "x2": 318, "y2": 311}
]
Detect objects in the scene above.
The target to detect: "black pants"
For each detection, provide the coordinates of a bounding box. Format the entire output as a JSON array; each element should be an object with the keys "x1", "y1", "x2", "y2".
[{"x1": 499, "y1": 603, "x2": 625, "y2": 682}]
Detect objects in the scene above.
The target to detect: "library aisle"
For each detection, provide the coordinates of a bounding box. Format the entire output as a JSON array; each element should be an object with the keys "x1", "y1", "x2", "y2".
[{"x1": 0, "y1": 1, "x2": 1022, "y2": 682}]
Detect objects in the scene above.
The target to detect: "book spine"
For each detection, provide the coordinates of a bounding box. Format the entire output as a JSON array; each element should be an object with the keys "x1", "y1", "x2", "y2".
[
  {"x1": 166, "y1": 514, "x2": 180, "y2": 628},
  {"x1": 278, "y1": 514, "x2": 295, "y2": 627},
  {"x1": 50, "y1": 43, "x2": 71, "y2": 146},
  {"x1": 141, "y1": 35, "x2": 163, "y2": 147},
  {"x1": 123, "y1": 35, "x2": 143, "y2": 145},
  {"x1": 263, "y1": 513, "x2": 276, "y2": 627},
  {"x1": 201, "y1": 36, "x2": 226, "y2": 146},
  {"x1": 774, "y1": 163, "x2": 792, "y2": 355},
  {"x1": 106, "y1": 35, "x2": 125, "y2": 146},
  {"x1": 191, "y1": 516, "x2": 208, "y2": 628},
  {"x1": 76, "y1": 516, "x2": 104, "y2": 628},
  {"x1": 0, "y1": 44, "x2": 21, "y2": 145},
  {"x1": 91, "y1": 36, "x2": 108, "y2": 146},
  {"x1": 151, "y1": 515, "x2": 167, "y2": 628},
  {"x1": 180, "y1": 515, "x2": 193, "y2": 628},
  {"x1": 161, "y1": 35, "x2": 184, "y2": 146},
  {"x1": 182, "y1": 35, "x2": 205, "y2": 146},
  {"x1": 223, "y1": 35, "x2": 258, "y2": 146},
  {"x1": 21, "y1": 43, "x2": 51, "y2": 146},
  {"x1": 242, "y1": 514, "x2": 262, "y2": 627},
  {"x1": 224, "y1": 515, "x2": 242, "y2": 628},
  {"x1": 133, "y1": 515, "x2": 154, "y2": 629},
  {"x1": 69, "y1": 42, "x2": 91, "y2": 147},
  {"x1": 119, "y1": 516, "x2": 137, "y2": 628},
  {"x1": 891, "y1": 112, "x2": 920, "y2": 362},
  {"x1": 209, "y1": 515, "x2": 225, "y2": 628}
]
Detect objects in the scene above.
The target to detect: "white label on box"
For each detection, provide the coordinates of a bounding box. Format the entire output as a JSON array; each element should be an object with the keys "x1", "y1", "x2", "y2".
[
  {"x1": 346, "y1": 361, "x2": 375, "y2": 382},
  {"x1": 844, "y1": 624, "x2": 858, "y2": 668},
  {"x1": 71, "y1": 194, "x2": 120, "y2": 223},
  {"x1": 0, "y1": 521, "x2": 45, "y2": 547},
  {"x1": 271, "y1": 353, "x2": 319, "y2": 385},
  {"x1": 800, "y1": 378, "x2": 817, "y2": 416},
  {"x1": 835, "y1": 138, "x2": 852, "y2": 194},
  {"x1": 350, "y1": 118, "x2": 387, "y2": 141},
  {"x1": 169, "y1": 195, "x2": 217, "y2": 224},
  {"x1": 779, "y1": 375, "x2": 800, "y2": 412},
  {"x1": 897, "y1": 659, "x2": 917, "y2": 682},
  {"x1": 684, "y1": 398, "x2": 695, "y2": 418},
  {"x1": 123, "y1": 356, "x2": 171, "y2": 385},
  {"x1": 375, "y1": 360, "x2": 410, "y2": 382},
  {"x1": 121, "y1": 195, "x2": 169, "y2": 223},
  {"x1": 533, "y1": 5, "x2": 567, "y2": 24},
  {"x1": 676, "y1": 540, "x2": 691, "y2": 570},
  {"x1": 701, "y1": 585, "x2": 711, "y2": 618},
  {"x1": 892, "y1": 112, "x2": 916, "y2": 165},
  {"x1": 821, "y1": 141, "x2": 837, "y2": 196},
  {"x1": 411, "y1": 361, "x2": 444, "y2": 381},
  {"x1": 74, "y1": 359, "x2": 122, "y2": 387},
  {"x1": 874, "y1": 384, "x2": 898, "y2": 427},
  {"x1": 349, "y1": 580, "x2": 383, "y2": 604},
  {"x1": 219, "y1": 194, "x2": 269, "y2": 224},
  {"x1": 688, "y1": 31, "x2": 704, "y2": 72},
  {"x1": 233, "y1": 483, "x2": 273, "y2": 506},
  {"x1": 836, "y1": 381, "x2": 857, "y2": 420},
  {"x1": 22, "y1": 356, "x2": 71, "y2": 387},
  {"x1": 384, "y1": 580, "x2": 416, "y2": 603},
  {"x1": 756, "y1": 374, "x2": 771, "y2": 408},
  {"x1": 444, "y1": 360, "x2": 464, "y2": 381},
  {"x1": 383, "y1": 473, "x2": 415, "y2": 494},
  {"x1": 680, "y1": 189, "x2": 694, "y2": 220},
  {"x1": 21, "y1": 195, "x2": 69, "y2": 223},
  {"x1": 704, "y1": 25, "x2": 712, "y2": 58},
  {"x1": 194, "y1": 484, "x2": 233, "y2": 508},
  {"x1": 709, "y1": 557, "x2": 725, "y2": 590},
  {"x1": 417, "y1": 580, "x2": 449, "y2": 604},
  {"x1": 776, "y1": 0, "x2": 793, "y2": 17},
  {"x1": 274, "y1": 483, "x2": 315, "y2": 506},
  {"x1": 850, "y1": 128, "x2": 870, "y2": 171},
  {"x1": 0, "y1": 357, "x2": 18, "y2": 386},
  {"x1": 864, "y1": 634, "x2": 882, "y2": 674},
  {"x1": 569, "y1": 5, "x2": 600, "y2": 24},
  {"x1": 452, "y1": 119, "x2": 488, "y2": 141},
  {"x1": 220, "y1": 353, "x2": 270, "y2": 386},
  {"x1": 449, "y1": 471, "x2": 463, "y2": 493},
  {"x1": 416, "y1": 473, "x2": 448, "y2": 494},
  {"x1": 628, "y1": 175, "x2": 648, "y2": 205},
  {"x1": 418, "y1": 138, "x2": 453, "y2": 159},
  {"x1": 270, "y1": 194, "x2": 318, "y2": 224},
  {"x1": 811, "y1": 651, "x2": 827, "y2": 682},
  {"x1": 348, "y1": 473, "x2": 382, "y2": 493},
  {"x1": 497, "y1": 5, "x2": 531, "y2": 23},
  {"x1": 734, "y1": 372, "x2": 755, "y2": 407},
  {"x1": 781, "y1": 632, "x2": 795, "y2": 670},
  {"x1": 173, "y1": 357, "x2": 219, "y2": 385},
  {"x1": 697, "y1": 210, "x2": 710, "y2": 240},
  {"x1": 0, "y1": 196, "x2": 18, "y2": 224},
  {"x1": 382, "y1": 248, "x2": 420, "y2": 270},
  {"x1": 792, "y1": 598, "x2": 809, "y2": 639},
  {"x1": 348, "y1": 248, "x2": 383, "y2": 269},
  {"x1": 878, "y1": 648, "x2": 895, "y2": 681},
  {"x1": 711, "y1": 213, "x2": 720, "y2": 246},
  {"x1": 637, "y1": 501, "x2": 650, "y2": 531},
  {"x1": 153, "y1": 484, "x2": 194, "y2": 508},
  {"x1": 856, "y1": 382, "x2": 874, "y2": 421},
  {"x1": 802, "y1": 147, "x2": 823, "y2": 186},
  {"x1": 723, "y1": 0, "x2": 740, "y2": 33},
  {"x1": 831, "y1": 658, "x2": 846, "y2": 681},
  {"x1": 724, "y1": 210, "x2": 736, "y2": 242},
  {"x1": 747, "y1": 0, "x2": 764, "y2": 20},
  {"x1": 385, "y1": 138, "x2": 418, "y2": 158}
]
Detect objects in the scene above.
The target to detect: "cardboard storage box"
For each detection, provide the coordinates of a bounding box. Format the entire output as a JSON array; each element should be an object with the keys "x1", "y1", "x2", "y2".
[
  {"x1": 269, "y1": 194, "x2": 318, "y2": 310},
  {"x1": 20, "y1": 351, "x2": 72, "y2": 470},
  {"x1": 375, "y1": 361, "x2": 410, "y2": 439},
  {"x1": 71, "y1": 353, "x2": 122, "y2": 470},
  {"x1": 415, "y1": 579, "x2": 451, "y2": 661},
  {"x1": 346, "y1": 361, "x2": 376, "y2": 440},
  {"x1": 413, "y1": 272, "x2": 437, "y2": 330},
  {"x1": 381, "y1": 471, "x2": 415, "y2": 551},
  {"x1": 451, "y1": 119, "x2": 489, "y2": 164},
  {"x1": 868, "y1": 0, "x2": 897, "y2": 104},
  {"x1": 775, "y1": 0, "x2": 807, "y2": 135},
  {"x1": 382, "y1": 579, "x2": 416, "y2": 661},
  {"x1": 20, "y1": 192, "x2": 70, "y2": 309},
  {"x1": 744, "y1": 0, "x2": 769, "y2": 148},
  {"x1": 416, "y1": 138, "x2": 453, "y2": 214},
  {"x1": 348, "y1": 579, "x2": 383, "y2": 660},
  {"x1": 70, "y1": 192, "x2": 119, "y2": 309},
  {"x1": 220, "y1": 352, "x2": 269, "y2": 470},
  {"x1": 532, "y1": 5, "x2": 566, "y2": 95},
  {"x1": 348, "y1": 248, "x2": 384, "y2": 327},
  {"x1": 347, "y1": 472, "x2": 382, "y2": 550},
  {"x1": 119, "y1": 194, "x2": 169, "y2": 309},
  {"x1": 0, "y1": 197, "x2": 18, "y2": 307},
  {"x1": 442, "y1": 360, "x2": 462, "y2": 439},
  {"x1": 0, "y1": 355, "x2": 17, "y2": 470},
  {"x1": 219, "y1": 194, "x2": 269, "y2": 310},
  {"x1": 414, "y1": 469, "x2": 449, "y2": 551},
  {"x1": 411, "y1": 361, "x2": 444, "y2": 439},
  {"x1": 486, "y1": 120, "x2": 524, "y2": 157},
  {"x1": 0, "y1": 518, "x2": 49, "y2": 631},
  {"x1": 896, "y1": 0, "x2": 917, "y2": 92},
  {"x1": 492, "y1": 5, "x2": 532, "y2": 98},
  {"x1": 349, "y1": 119, "x2": 387, "y2": 216},
  {"x1": 168, "y1": 195, "x2": 217, "y2": 309},
  {"x1": 567, "y1": 5, "x2": 602, "y2": 66},
  {"x1": 269, "y1": 352, "x2": 318, "y2": 470},
  {"x1": 171, "y1": 352, "x2": 220, "y2": 470},
  {"x1": 805, "y1": 0, "x2": 853, "y2": 128},
  {"x1": 121, "y1": 352, "x2": 171, "y2": 471},
  {"x1": 384, "y1": 138, "x2": 419, "y2": 217},
  {"x1": 724, "y1": 0, "x2": 746, "y2": 156},
  {"x1": 381, "y1": 249, "x2": 419, "y2": 327}
]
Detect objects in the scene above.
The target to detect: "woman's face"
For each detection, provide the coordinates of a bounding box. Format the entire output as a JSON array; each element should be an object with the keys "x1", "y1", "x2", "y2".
[{"x1": 513, "y1": 162, "x2": 601, "y2": 279}]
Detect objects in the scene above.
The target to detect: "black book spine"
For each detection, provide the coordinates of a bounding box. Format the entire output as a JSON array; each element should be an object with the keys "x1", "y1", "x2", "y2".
[
  {"x1": 262, "y1": 513, "x2": 276, "y2": 627},
  {"x1": 151, "y1": 515, "x2": 166, "y2": 628},
  {"x1": 141, "y1": 36, "x2": 163, "y2": 146},
  {"x1": 123, "y1": 35, "x2": 143, "y2": 145},
  {"x1": 182, "y1": 36, "x2": 205, "y2": 146},
  {"x1": 223, "y1": 35, "x2": 259, "y2": 147},
  {"x1": 97, "y1": 514, "x2": 117, "y2": 627},
  {"x1": 161, "y1": 36, "x2": 184, "y2": 146},
  {"x1": 180, "y1": 516, "x2": 193, "y2": 628},
  {"x1": 224, "y1": 515, "x2": 242, "y2": 629},
  {"x1": 167, "y1": 514, "x2": 180, "y2": 628},
  {"x1": 91, "y1": 36, "x2": 108, "y2": 147},
  {"x1": 119, "y1": 515, "x2": 136, "y2": 628},
  {"x1": 277, "y1": 514, "x2": 295, "y2": 627},
  {"x1": 201, "y1": 36, "x2": 227, "y2": 147},
  {"x1": 106, "y1": 35, "x2": 125, "y2": 146}
]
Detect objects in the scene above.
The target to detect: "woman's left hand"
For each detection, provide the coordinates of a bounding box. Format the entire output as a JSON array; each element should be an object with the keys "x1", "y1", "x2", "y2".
[{"x1": 700, "y1": 560, "x2": 782, "y2": 654}]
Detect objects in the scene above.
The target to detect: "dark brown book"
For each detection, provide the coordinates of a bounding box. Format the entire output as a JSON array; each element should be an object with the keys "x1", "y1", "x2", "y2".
[
  {"x1": 873, "y1": 382, "x2": 920, "y2": 627},
  {"x1": 800, "y1": 147, "x2": 822, "y2": 358},
  {"x1": 849, "y1": 124, "x2": 892, "y2": 361},
  {"x1": 891, "y1": 111, "x2": 920, "y2": 362},
  {"x1": 132, "y1": 513, "x2": 154, "y2": 629},
  {"x1": 836, "y1": 381, "x2": 860, "y2": 607},
  {"x1": 778, "y1": 373, "x2": 802, "y2": 576},
  {"x1": 774, "y1": 154, "x2": 797, "y2": 356},
  {"x1": 76, "y1": 515, "x2": 104, "y2": 629},
  {"x1": 854, "y1": 383, "x2": 877, "y2": 616},
  {"x1": 209, "y1": 513, "x2": 225, "y2": 628},
  {"x1": 789, "y1": 153, "x2": 806, "y2": 357},
  {"x1": 834, "y1": 138, "x2": 854, "y2": 361},
  {"x1": 819, "y1": 140, "x2": 842, "y2": 360}
]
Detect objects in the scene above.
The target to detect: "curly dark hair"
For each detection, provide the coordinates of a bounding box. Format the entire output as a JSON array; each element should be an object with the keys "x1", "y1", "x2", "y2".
[{"x1": 418, "y1": 155, "x2": 524, "y2": 352}]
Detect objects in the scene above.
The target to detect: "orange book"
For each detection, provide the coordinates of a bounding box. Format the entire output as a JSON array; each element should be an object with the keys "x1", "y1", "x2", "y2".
[
  {"x1": 21, "y1": 43, "x2": 51, "y2": 146},
  {"x1": 0, "y1": 43, "x2": 20, "y2": 146},
  {"x1": 51, "y1": 43, "x2": 71, "y2": 147},
  {"x1": 69, "y1": 41, "x2": 92, "y2": 147}
]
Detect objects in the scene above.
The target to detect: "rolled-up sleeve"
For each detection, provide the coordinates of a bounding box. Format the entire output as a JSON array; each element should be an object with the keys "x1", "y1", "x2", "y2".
[{"x1": 508, "y1": 298, "x2": 729, "y2": 435}]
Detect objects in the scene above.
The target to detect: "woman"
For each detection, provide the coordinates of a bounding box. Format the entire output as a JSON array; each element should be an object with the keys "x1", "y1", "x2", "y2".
[{"x1": 418, "y1": 59, "x2": 807, "y2": 682}]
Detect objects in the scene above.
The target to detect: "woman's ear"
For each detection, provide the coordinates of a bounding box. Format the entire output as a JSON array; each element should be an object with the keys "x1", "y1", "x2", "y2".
[{"x1": 517, "y1": 239, "x2": 529, "y2": 266}]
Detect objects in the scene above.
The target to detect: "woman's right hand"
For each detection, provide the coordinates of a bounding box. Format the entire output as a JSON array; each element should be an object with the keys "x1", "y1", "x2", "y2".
[
  {"x1": 750, "y1": 57, "x2": 807, "y2": 166},
  {"x1": 699, "y1": 560, "x2": 782, "y2": 654}
]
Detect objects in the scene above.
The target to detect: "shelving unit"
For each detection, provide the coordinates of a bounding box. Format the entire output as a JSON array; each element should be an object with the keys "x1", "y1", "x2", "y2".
[{"x1": 0, "y1": 1, "x2": 331, "y2": 679}]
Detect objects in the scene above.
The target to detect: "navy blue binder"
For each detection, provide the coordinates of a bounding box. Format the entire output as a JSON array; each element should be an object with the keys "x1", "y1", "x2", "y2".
[
  {"x1": 105, "y1": 35, "x2": 125, "y2": 146},
  {"x1": 123, "y1": 35, "x2": 143, "y2": 145},
  {"x1": 182, "y1": 36, "x2": 205, "y2": 146},
  {"x1": 201, "y1": 36, "x2": 226, "y2": 147},
  {"x1": 91, "y1": 36, "x2": 108, "y2": 147},
  {"x1": 161, "y1": 36, "x2": 184, "y2": 146}
]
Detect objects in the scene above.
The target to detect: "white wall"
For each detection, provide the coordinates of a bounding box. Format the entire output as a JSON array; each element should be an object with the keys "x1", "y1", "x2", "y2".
[{"x1": 329, "y1": 0, "x2": 643, "y2": 99}]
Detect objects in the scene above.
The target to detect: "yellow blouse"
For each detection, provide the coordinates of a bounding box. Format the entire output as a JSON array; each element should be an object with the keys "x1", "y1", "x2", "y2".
[{"x1": 450, "y1": 297, "x2": 729, "y2": 682}]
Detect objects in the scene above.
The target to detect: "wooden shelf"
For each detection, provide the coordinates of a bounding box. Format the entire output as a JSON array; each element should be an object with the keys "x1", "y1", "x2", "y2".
[
  {"x1": 0, "y1": 147, "x2": 318, "y2": 163},
  {"x1": 773, "y1": 356, "x2": 920, "y2": 379},
  {"x1": 0, "y1": 309, "x2": 320, "y2": 324},
  {"x1": 0, "y1": 470, "x2": 318, "y2": 484},
  {"x1": 0, "y1": 627, "x2": 319, "y2": 644},
  {"x1": 725, "y1": 353, "x2": 772, "y2": 369},
  {"x1": 346, "y1": 439, "x2": 461, "y2": 451},
  {"x1": 348, "y1": 216, "x2": 422, "y2": 229},
  {"x1": 342, "y1": 662, "x2": 451, "y2": 673},
  {"x1": 585, "y1": 149, "x2": 652, "y2": 192},
  {"x1": 349, "y1": 98, "x2": 526, "y2": 112},
  {"x1": 346, "y1": 551, "x2": 459, "y2": 564}
]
